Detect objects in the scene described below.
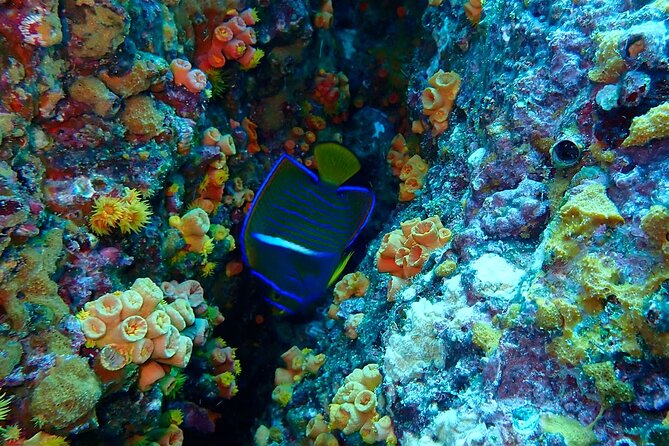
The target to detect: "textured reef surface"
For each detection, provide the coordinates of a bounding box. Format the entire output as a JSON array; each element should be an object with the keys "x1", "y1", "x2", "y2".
[{"x1": 1, "y1": 0, "x2": 669, "y2": 444}]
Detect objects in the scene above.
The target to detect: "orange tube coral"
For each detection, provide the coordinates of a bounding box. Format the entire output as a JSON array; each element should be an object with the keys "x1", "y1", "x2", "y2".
[
  {"x1": 218, "y1": 134, "x2": 236, "y2": 156},
  {"x1": 81, "y1": 316, "x2": 106, "y2": 340},
  {"x1": 138, "y1": 360, "x2": 166, "y2": 391},
  {"x1": 239, "y1": 8, "x2": 258, "y2": 26},
  {"x1": 422, "y1": 70, "x2": 461, "y2": 136},
  {"x1": 158, "y1": 336, "x2": 193, "y2": 367},
  {"x1": 152, "y1": 325, "x2": 180, "y2": 359},
  {"x1": 94, "y1": 293, "x2": 123, "y2": 324},
  {"x1": 170, "y1": 59, "x2": 192, "y2": 86},
  {"x1": 146, "y1": 310, "x2": 171, "y2": 338},
  {"x1": 132, "y1": 338, "x2": 154, "y2": 364},
  {"x1": 99, "y1": 344, "x2": 131, "y2": 371},
  {"x1": 120, "y1": 290, "x2": 143, "y2": 319},
  {"x1": 236, "y1": 28, "x2": 257, "y2": 45},
  {"x1": 202, "y1": 127, "x2": 222, "y2": 146},
  {"x1": 184, "y1": 69, "x2": 207, "y2": 93},
  {"x1": 376, "y1": 216, "x2": 451, "y2": 279},
  {"x1": 79, "y1": 278, "x2": 201, "y2": 390},
  {"x1": 464, "y1": 0, "x2": 483, "y2": 25}
]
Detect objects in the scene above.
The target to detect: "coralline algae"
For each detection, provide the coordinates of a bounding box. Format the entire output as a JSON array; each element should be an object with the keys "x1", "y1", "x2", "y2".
[{"x1": 1, "y1": 0, "x2": 669, "y2": 444}]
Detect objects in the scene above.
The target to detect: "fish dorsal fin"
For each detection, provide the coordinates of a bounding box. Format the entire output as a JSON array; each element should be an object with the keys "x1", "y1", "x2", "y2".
[
  {"x1": 314, "y1": 142, "x2": 361, "y2": 187},
  {"x1": 327, "y1": 251, "x2": 354, "y2": 288}
]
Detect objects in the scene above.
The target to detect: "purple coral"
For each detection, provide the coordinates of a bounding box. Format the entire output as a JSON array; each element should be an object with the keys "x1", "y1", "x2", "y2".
[{"x1": 478, "y1": 178, "x2": 549, "y2": 238}]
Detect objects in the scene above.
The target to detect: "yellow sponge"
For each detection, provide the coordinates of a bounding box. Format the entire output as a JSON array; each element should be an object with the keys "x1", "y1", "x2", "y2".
[
  {"x1": 623, "y1": 102, "x2": 669, "y2": 147},
  {"x1": 546, "y1": 183, "x2": 624, "y2": 260}
]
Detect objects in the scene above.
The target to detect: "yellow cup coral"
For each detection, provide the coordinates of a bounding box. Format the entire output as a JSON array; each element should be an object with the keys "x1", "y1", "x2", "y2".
[{"x1": 89, "y1": 188, "x2": 152, "y2": 235}]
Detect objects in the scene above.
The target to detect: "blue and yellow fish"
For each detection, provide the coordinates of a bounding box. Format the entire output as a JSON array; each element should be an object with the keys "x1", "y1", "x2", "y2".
[{"x1": 241, "y1": 142, "x2": 375, "y2": 313}]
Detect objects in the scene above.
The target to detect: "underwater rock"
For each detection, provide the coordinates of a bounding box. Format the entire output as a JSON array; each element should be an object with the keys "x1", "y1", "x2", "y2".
[
  {"x1": 65, "y1": 0, "x2": 130, "y2": 61},
  {"x1": 478, "y1": 178, "x2": 549, "y2": 238}
]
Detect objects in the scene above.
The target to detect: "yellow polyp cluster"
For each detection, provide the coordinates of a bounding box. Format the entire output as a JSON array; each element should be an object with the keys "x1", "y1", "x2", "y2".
[
  {"x1": 161, "y1": 409, "x2": 184, "y2": 427},
  {"x1": 214, "y1": 371, "x2": 240, "y2": 399},
  {"x1": 583, "y1": 361, "x2": 633, "y2": 407},
  {"x1": 208, "y1": 338, "x2": 241, "y2": 399},
  {"x1": 471, "y1": 321, "x2": 502, "y2": 355},
  {"x1": 243, "y1": 48, "x2": 265, "y2": 70},
  {"x1": 271, "y1": 384, "x2": 293, "y2": 407},
  {"x1": 3, "y1": 424, "x2": 21, "y2": 441},
  {"x1": 201, "y1": 261, "x2": 217, "y2": 277},
  {"x1": 271, "y1": 346, "x2": 326, "y2": 407},
  {"x1": 622, "y1": 102, "x2": 669, "y2": 147},
  {"x1": 89, "y1": 188, "x2": 152, "y2": 235},
  {"x1": 545, "y1": 183, "x2": 624, "y2": 261}
]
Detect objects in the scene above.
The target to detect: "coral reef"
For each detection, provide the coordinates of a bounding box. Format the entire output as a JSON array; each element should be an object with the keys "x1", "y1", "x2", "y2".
[{"x1": 3, "y1": 0, "x2": 669, "y2": 443}]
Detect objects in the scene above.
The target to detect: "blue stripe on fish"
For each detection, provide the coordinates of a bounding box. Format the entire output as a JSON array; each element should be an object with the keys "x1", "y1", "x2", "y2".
[
  {"x1": 283, "y1": 188, "x2": 349, "y2": 225},
  {"x1": 252, "y1": 233, "x2": 333, "y2": 257},
  {"x1": 302, "y1": 184, "x2": 350, "y2": 211},
  {"x1": 267, "y1": 203, "x2": 348, "y2": 235},
  {"x1": 262, "y1": 215, "x2": 339, "y2": 251}
]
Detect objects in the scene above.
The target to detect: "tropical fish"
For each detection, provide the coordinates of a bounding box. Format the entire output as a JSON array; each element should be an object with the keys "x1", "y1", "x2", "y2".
[{"x1": 241, "y1": 142, "x2": 375, "y2": 313}]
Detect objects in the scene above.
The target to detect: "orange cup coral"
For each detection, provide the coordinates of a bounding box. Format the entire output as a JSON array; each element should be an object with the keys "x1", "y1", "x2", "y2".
[
  {"x1": 464, "y1": 0, "x2": 483, "y2": 25},
  {"x1": 398, "y1": 154, "x2": 428, "y2": 201},
  {"x1": 328, "y1": 272, "x2": 370, "y2": 319},
  {"x1": 376, "y1": 215, "x2": 452, "y2": 279},
  {"x1": 421, "y1": 70, "x2": 461, "y2": 136},
  {"x1": 272, "y1": 346, "x2": 325, "y2": 406},
  {"x1": 199, "y1": 9, "x2": 264, "y2": 71},
  {"x1": 387, "y1": 134, "x2": 410, "y2": 177},
  {"x1": 78, "y1": 278, "x2": 197, "y2": 390},
  {"x1": 328, "y1": 364, "x2": 397, "y2": 445}
]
